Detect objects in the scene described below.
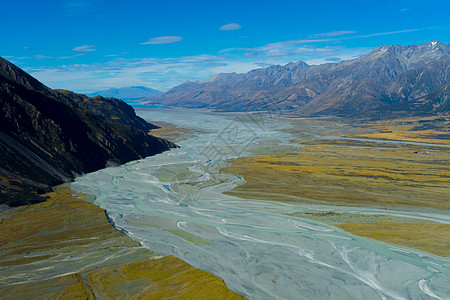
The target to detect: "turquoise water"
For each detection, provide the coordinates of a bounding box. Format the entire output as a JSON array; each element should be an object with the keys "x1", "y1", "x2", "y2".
[
  {"x1": 128, "y1": 103, "x2": 166, "y2": 108},
  {"x1": 72, "y1": 108, "x2": 450, "y2": 300}
]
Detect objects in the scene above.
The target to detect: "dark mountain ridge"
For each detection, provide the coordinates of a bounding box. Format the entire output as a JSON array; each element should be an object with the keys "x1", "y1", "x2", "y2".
[
  {"x1": 0, "y1": 57, "x2": 176, "y2": 206},
  {"x1": 145, "y1": 41, "x2": 450, "y2": 117}
]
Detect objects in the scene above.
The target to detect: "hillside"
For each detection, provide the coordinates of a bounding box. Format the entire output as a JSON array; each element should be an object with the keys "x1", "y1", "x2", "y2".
[
  {"x1": 145, "y1": 41, "x2": 450, "y2": 118},
  {"x1": 0, "y1": 57, "x2": 176, "y2": 206}
]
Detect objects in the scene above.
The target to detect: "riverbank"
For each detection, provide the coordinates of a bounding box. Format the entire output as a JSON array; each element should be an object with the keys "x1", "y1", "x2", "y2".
[
  {"x1": 0, "y1": 186, "x2": 244, "y2": 299},
  {"x1": 222, "y1": 118, "x2": 450, "y2": 257},
  {"x1": 150, "y1": 112, "x2": 450, "y2": 257},
  {"x1": 64, "y1": 108, "x2": 449, "y2": 299}
]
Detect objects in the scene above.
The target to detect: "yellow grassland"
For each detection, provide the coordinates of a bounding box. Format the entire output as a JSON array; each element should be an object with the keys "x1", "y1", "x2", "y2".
[
  {"x1": 349, "y1": 116, "x2": 450, "y2": 145},
  {"x1": 222, "y1": 118, "x2": 449, "y2": 257},
  {"x1": 150, "y1": 121, "x2": 204, "y2": 143},
  {"x1": 224, "y1": 146, "x2": 449, "y2": 209},
  {"x1": 0, "y1": 186, "x2": 244, "y2": 299},
  {"x1": 337, "y1": 222, "x2": 450, "y2": 257}
]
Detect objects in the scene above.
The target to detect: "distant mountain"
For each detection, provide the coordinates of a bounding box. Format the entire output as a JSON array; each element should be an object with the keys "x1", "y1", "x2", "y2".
[
  {"x1": 145, "y1": 41, "x2": 450, "y2": 118},
  {"x1": 0, "y1": 57, "x2": 176, "y2": 206},
  {"x1": 87, "y1": 86, "x2": 162, "y2": 100}
]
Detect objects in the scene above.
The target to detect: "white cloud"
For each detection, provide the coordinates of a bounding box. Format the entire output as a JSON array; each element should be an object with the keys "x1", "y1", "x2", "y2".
[
  {"x1": 73, "y1": 45, "x2": 96, "y2": 52},
  {"x1": 26, "y1": 54, "x2": 226, "y2": 93},
  {"x1": 308, "y1": 30, "x2": 356, "y2": 38},
  {"x1": 221, "y1": 40, "x2": 338, "y2": 59},
  {"x1": 27, "y1": 42, "x2": 373, "y2": 94},
  {"x1": 34, "y1": 53, "x2": 86, "y2": 60},
  {"x1": 34, "y1": 55, "x2": 54, "y2": 60},
  {"x1": 354, "y1": 29, "x2": 421, "y2": 38},
  {"x1": 219, "y1": 23, "x2": 242, "y2": 31},
  {"x1": 305, "y1": 49, "x2": 370, "y2": 65},
  {"x1": 305, "y1": 28, "x2": 428, "y2": 44},
  {"x1": 28, "y1": 27, "x2": 426, "y2": 93},
  {"x1": 104, "y1": 51, "x2": 129, "y2": 58},
  {"x1": 140, "y1": 36, "x2": 183, "y2": 45},
  {"x1": 60, "y1": 53, "x2": 85, "y2": 59},
  {"x1": 224, "y1": 27, "x2": 429, "y2": 59}
]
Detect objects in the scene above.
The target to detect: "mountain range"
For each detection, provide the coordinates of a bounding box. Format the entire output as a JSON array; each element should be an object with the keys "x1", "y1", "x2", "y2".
[
  {"x1": 145, "y1": 41, "x2": 449, "y2": 118},
  {"x1": 87, "y1": 86, "x2": 162, "y2": 101},
  {"x1": 0, "y1": 58, "x2": 175, "y2": 206}
]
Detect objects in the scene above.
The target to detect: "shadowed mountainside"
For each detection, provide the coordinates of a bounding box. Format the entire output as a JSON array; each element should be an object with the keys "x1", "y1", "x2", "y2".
[
  {"x1": 0, "y1": 57, "x2": 176, "y2": 206},
  {"x1": 145, "y1": 41, "x2": 449, "y2": 118}
]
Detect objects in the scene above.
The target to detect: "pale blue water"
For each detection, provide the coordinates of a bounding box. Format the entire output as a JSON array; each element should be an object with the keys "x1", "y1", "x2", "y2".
[
  {"x1": 72, "y1": 108, "x2": 450, "y2": 300},
  {"x1": 128, "y1": 103, "x2": 166, "y2": 108}
]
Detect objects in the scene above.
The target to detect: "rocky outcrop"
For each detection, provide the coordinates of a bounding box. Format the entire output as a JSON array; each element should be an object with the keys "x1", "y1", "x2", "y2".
[
  {"x1": 145, "y1": 41, "x2": 450, "y2": 117},
  {"x1": 0, "y1": 57, "x2": 177, "y2": 206}
]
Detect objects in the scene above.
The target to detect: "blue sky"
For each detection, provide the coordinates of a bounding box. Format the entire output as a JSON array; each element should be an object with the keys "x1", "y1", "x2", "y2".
[{"x1": 2, "y1": 0, "x2": 449, "y2": 93}]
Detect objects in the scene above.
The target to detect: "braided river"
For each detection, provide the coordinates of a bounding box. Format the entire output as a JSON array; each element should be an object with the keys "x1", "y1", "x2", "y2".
[{"x1": 72, "y1": 108, "x2": 450, "y2": 300}]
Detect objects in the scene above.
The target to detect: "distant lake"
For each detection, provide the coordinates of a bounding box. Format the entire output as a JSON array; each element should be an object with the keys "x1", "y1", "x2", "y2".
[{"x1": 126, "y1": 102, "x2": 166, "y2": 109}]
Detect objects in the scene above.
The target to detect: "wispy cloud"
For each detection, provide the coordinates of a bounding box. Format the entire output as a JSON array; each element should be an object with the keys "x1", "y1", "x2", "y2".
[
  {"x1": 140, "y1": 36, "x2": 183, "y2": 45},
  {"x1": 27, "y1": 54, "x2": 231, "y2": 92},
  {"x1": 105, "y1": 52, "x2": 129, "y2": 57},
  {"x1": 26, "y1": 27, "x2": 428, "y2": 93},
  {"x1": 219, "y1": 40, "x2": 337, "y2": 58},
  {"x1": 308, "y1": 30, "x2": 356, "y2": 38},
  {"x1": 27, "y1": 43, "x2": 371, "y2": 93},
  {"x1": 60, "y1": 53, "x2": 85, "y2": 59},
  {"x1": 353, "y1": 28, "x2": 421, "y2": 39},
  {"x1": 244, "y1": 44, "x2": 337, "y2": 59},
  {"x1": 34, "y1": 55, "x2": 54, "y2": 60},
  {"x1": 73, "y1": 45, "x2": 96, "y2": 52},
  {"x1": 304, "y1": 28, "x2": 428, "y2": 43},
  {"x1": 219, "y1": 23, "x2": 242, "y2": 31},
  {"x1": 34, "y1": 53, "x2": 86, "y2": 60},
  {"x1": 221, "y1": 27, "x2": 429, "y2": 59}
]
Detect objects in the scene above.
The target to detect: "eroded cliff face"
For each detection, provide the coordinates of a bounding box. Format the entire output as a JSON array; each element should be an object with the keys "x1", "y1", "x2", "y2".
[{"x1": 0, "y1": 57, "x2": 177, "y2": 206}]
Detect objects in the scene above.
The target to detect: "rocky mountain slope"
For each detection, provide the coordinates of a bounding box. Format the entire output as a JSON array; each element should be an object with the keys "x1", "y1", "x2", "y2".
[
  {"x1": 0, "y1": 57, "x2": 176, "y2": 206},
  {"x1": 88, "y1": 86, "x2": 162, "y2": 100},
  {"x1": 145, "y1": 41, "x2": 450, "y2": 117}
]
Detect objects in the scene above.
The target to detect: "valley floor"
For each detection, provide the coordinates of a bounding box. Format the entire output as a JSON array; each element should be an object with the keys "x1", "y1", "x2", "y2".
[
  {"x1": 2, "y1": 112, "x2": 448, "y2": 299},
  {"x1": 0, "y1": 186, "x2": 244, "y2": 299},
  {"x1": 222, "y1": 116, "x2": 450, "y2": 257}
]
